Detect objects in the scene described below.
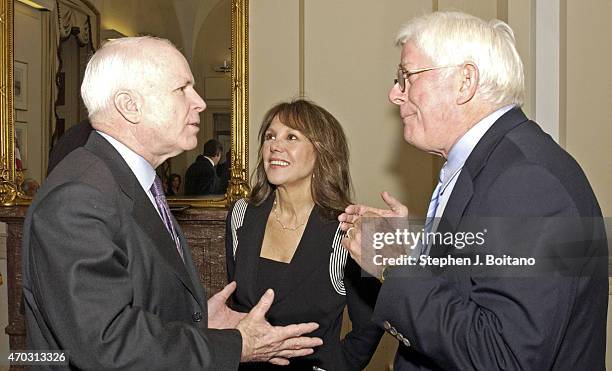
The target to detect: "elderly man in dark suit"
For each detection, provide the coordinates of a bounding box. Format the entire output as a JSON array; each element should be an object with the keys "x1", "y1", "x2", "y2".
[
  {"x1": 339, "y1": 11, "x2": 608, "y2": 370},
  {"x1": 22, "y1": 36, "x2": 321, "y2": 370}
]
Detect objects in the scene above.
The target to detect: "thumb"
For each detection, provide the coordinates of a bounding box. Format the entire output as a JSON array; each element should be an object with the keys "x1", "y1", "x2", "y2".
[
  {"x1": 249, "y1": 289, "x2": 274, "y2": 319},
  {"x1": 381, "y1": 191, "x2": 408, "y2": 216},
  {"x1": 215, "y1": 281, "x2": 237, "y2": 302}
]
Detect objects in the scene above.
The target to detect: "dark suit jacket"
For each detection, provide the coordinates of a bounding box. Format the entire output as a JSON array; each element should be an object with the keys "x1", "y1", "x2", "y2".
[
  {"x1": 22, "y1": 132, "x2": 242, "y2": 370},
  {"x1": 46, "y1": 119, "x2": 93, "y2": 175},
  {"x1": 185, "y1": 155, "x2": 222, "y2": 195},
  {"x1": 373, "y1": 108, "x2": 608, "y2": 370},
  {"x1": 216, "y1": 160, "x2": 231, "y2": 194},
  {"x1": 226, "y1": 196, "x2": 384, "y2": 370}
]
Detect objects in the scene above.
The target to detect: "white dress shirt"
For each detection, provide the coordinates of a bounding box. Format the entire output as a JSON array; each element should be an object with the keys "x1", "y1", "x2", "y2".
[
  {"x1": 432, "y1": 105, "x2": 515, "y2": 228},
  {"x1": 97, "y1": 131, "x2": 162, "y2": 217}
]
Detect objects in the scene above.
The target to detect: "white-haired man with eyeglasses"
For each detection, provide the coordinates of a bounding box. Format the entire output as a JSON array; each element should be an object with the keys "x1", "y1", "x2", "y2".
[{"x1": 340, "y1": 11, "x2": 607, "y2": 370}]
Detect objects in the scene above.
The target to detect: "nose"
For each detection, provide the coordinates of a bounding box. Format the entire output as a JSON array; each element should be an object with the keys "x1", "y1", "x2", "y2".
[
  {"x1": 192, "y1": 89, "x2": 206, "y2": 112},
  {"x1": 269, "y1": 139, "x2": 284, "y2": 152},
  {"x1": 388, "y1": 82, "x2": 406, "y2": 106}
]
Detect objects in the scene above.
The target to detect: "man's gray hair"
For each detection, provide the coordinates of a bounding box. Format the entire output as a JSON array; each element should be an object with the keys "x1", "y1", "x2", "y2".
[
  {"x1": 396, "y1": 11, "x2": 524, "y2": 106},
  {"x1": 80, "y1": 36, "x2": 176, "y2": 120}
]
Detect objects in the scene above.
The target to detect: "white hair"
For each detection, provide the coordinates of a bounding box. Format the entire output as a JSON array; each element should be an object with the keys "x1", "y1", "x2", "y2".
[
  {"x1": 80, "y1": 36, "x2": 176, "y2": 120},
  {"x1": 396, "y1": 11, "x2": 525, "y2": 106}
]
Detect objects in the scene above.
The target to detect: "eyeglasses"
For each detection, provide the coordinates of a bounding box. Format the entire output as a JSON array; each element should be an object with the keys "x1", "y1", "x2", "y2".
[{"x1": 394, "y1": 64, "x2": 461, "y2": 92}]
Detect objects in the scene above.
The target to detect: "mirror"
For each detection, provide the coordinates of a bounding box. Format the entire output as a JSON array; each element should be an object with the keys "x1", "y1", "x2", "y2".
[{"x1": 0, "y1": 0, "x2": 249, "y2": 207}]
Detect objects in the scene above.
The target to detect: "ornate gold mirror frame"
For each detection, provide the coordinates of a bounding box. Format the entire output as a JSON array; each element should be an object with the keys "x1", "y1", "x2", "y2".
[{"x1": 0, "y1": 0, "x2": 249, "y2": 208}]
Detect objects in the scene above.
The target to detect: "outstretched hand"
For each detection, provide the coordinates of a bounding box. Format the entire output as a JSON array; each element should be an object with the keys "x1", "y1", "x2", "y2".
[
  {"x1": 237, "y1": 289, "x2": 323, "y2": 365},
  {"x1": 338, "y1": 191, "x2": 408, "y2": 229},
  {"x1": 207, "y1": 281, "x2": 246, "y2": 329},
  {"x1": 339, "y1": 192, "x2": 410, "y2": 277}
]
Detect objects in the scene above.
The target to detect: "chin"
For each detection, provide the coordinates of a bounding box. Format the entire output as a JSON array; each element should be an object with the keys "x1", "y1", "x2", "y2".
[
  {"x1": 182, "y1": 138, "x2": 198, "y2": 151},
  {"x1": 265, "y1": 175, "x2": 285, "y2": 186},
  {"x1": 403, "y1": 132, "x2": 426, "y2": 151},
  {"x1": 403, "y1": 129, "x2": 416, "y2": 145}
]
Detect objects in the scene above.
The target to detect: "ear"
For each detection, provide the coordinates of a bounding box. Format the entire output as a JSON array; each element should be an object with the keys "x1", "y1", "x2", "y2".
[
  {"x1": 456, "y1": 63, "x2": 479, "y2": 105},
  {"x1": 114, "y1": 90, "x2": 142, "y2": 124}
]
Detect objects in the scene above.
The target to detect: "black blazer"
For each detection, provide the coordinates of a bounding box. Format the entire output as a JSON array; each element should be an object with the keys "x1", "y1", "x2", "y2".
[
  {"x1": 185, "y1": 155, "x2": 221, "y2": 195},
  {"x1": 226, "y1": 196, "x2": 384, "y2": 370},
  {"x1": 22, "y1": 132, "x2": 242, "y2": 370},
  {"x1": 373, "y1": 108, "x2": 609, "y2": 370}
]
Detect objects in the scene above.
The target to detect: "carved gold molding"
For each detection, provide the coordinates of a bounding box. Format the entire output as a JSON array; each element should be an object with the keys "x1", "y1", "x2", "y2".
[
  {"x1": 0, "y1": 0, "x2": 29, "y2": 206},
  {"x1": 170, "y1": 0, "x2": 249, "y2": 208},
  {"x1": 229, "y1": 0, "x2": 250, "y2": 203}
]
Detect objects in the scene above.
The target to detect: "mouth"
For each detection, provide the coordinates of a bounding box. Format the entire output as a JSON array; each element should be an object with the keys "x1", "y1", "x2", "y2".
[
  {"x1": 188, "y1": 121, "x2": 200, "y2": 127},
  {"x1": 401, "y1": 113, "x2": 417, "y2": 120},
  {"x1": 268, "y1": 159, "x2": 290, "y2": 167}
]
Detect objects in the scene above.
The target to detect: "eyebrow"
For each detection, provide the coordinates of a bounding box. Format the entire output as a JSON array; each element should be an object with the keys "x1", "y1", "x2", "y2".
[
  {"x1": 398, "y1": 63, "x2": 413, "y2": 71},
  {"x1": 175, "y1": 79, "x2": 194, "y2": 89},
  {"x1": 265, "y1": 126, "x2": 297, "y2": 134}
]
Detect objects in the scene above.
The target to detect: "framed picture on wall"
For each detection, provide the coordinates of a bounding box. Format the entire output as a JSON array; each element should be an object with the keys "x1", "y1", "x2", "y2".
[
  {"x1": 15, "y1": 121, "x2": 28, "y2": 169},
  {"x1": 14, "y1": 60, "x2": 28, "y2": 111}
]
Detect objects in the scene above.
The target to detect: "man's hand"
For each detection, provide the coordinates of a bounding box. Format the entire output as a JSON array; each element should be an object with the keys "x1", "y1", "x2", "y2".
[
  {"x1": 207, "y1": 282, "x2": 246, "y2": 329},
  {"x1": 338, "y1": 191, "x2": 408, "y2": 228},
  {"x1": 237, "y1": 289, "x2": 323, "y2": 365},
  {"x1": 339, "y1": 192, "x2": 410, "y2": 277}
]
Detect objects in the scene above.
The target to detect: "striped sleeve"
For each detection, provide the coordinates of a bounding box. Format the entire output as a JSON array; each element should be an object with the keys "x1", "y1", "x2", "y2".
[
  {"x1": 230, "y1": 198, "x2": 248, "y2": 259},
  {"x1": 329, "y1": 223, "x2": 349, "y2": 295}
]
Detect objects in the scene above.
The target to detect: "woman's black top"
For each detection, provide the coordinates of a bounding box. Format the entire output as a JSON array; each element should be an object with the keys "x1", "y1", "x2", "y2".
[{"x1": 226, "y1": 195, "x2": 383, "y2": 370}]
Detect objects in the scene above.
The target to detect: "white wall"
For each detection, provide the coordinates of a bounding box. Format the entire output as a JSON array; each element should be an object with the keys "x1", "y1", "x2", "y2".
[
  {"x1": 507, "y1": 0, "x2": 535, "y2": 118},
  {"x1": 565, "y1": 0, "x2": 612, "y2": 217},
  {"x1": 249, "y1": 0, "x2": 301, "y2": 178}
]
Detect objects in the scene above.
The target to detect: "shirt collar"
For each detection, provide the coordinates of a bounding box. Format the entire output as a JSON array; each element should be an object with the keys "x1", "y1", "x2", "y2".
[
  {"x1": 97, "y1": 131, "x2": 157, "y2": 192},
  {"x1": 204, "y1": 156, "x2": 215, "y2": 167},
  {"x1": 440, "y1": 104, "x2": 515, "y2": 192}
]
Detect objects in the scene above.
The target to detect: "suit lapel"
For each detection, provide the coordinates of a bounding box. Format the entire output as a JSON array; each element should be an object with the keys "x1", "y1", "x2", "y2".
[
  {"x1": 437, "y1": 171, "x2": 474, "y2": 236},
  {"x1": 463, "y1": 107, "x2": 529, "y2": 178},
  {"x1": 131, "y1": 189, "x2": 202, "y2": 305},
  {"x1": 174, "y1": 216, "x2": 206, "y2": 306},
  {"x1": 434, "y1": 107, "x2": 530, "y2": 254},
  {"x1": 85, "y1": 133, "x2": 202, "y2": 306},
  {"x1": 234, "y1": 196, "x2": 274, "y2": 306}
]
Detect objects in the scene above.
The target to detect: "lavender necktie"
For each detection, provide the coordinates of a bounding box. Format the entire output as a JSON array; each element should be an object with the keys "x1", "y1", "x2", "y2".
[{"x1": 150, "y1": 176, "x2": 184, "y2": 262}]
